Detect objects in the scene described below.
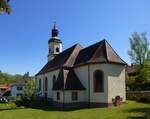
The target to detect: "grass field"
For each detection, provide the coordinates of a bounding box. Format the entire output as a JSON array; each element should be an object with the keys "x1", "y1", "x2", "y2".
[
  {"x1": 0, "y1": 103, "x2": 17, "y2": 109},
  {"x1": 0, "y1": 101, "x2": 149, "y2": 119}
]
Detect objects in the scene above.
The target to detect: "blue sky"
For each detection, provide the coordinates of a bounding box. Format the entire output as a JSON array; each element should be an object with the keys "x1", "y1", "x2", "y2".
[{"x1": 0, "y1": 0, "x2": 150, "y2": 75}]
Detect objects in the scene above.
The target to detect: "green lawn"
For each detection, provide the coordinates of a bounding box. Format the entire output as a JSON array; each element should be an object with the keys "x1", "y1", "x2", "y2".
[
  {"x1": 0, "y1": 103, "x2": 17, "y2": 109},
  {"x1": 0, "y1": 101, "x2": 149, "y2": 119}
]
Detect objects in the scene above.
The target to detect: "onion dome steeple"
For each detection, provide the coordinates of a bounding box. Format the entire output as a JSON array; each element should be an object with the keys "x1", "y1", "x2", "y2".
[
  {"x1": 48, "y1": 22, "x2": 62, "y2": 44},
  {"x1": 48, "y1": 22, "x2": 62, "y2": 61}
]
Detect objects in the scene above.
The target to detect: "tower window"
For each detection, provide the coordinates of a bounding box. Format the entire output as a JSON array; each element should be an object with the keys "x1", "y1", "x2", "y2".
[
  {"x1": 56, "y1": 47, "x2": 59, "y2": 52},
  {"x1": 49, "y1": 48, "x2": 51, "y2": 53},
  {"x1": 93, "y1": 70, "x2": 104, "y2": 92}
]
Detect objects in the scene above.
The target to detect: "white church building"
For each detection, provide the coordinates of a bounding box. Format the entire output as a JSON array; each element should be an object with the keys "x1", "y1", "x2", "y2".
[{"x1": 36, "y1": 24, "x2": 126, "y2": 109}]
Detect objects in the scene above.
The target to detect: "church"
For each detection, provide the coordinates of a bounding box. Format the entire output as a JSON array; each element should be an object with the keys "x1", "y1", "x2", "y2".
[{"x1": 36, "y1": 24, "x2": 126, "y2": 109}]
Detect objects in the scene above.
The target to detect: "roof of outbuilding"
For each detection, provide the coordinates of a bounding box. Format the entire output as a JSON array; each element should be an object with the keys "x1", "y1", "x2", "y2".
[
  {"x1": 36, "y1": 44, "x2": 82, "y2": 76},
  {"x1": 53, "y1": 69, "x2": 86, "y2": 90},
  {"x1": 126, "y1": 66, "x2": 137, "y2": 75},
  {"x1": 74, "y1": 40, "x2": 126, "y2": 66}
]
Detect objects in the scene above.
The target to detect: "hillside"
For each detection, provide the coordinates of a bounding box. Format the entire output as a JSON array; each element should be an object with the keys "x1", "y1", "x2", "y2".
[{"x1": 0, "y1": 71, "x2": 23, "y2": 84}]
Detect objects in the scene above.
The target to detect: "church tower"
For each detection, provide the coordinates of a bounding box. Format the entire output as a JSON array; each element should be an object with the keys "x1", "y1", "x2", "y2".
[{"x1": 48, "y1": 23, "x2": 62, "y2": 61}]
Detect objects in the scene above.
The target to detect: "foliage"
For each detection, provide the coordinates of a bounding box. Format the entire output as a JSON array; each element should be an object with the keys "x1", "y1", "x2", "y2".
[
  {"x1": 127, "y1": 32, "x2": 150, "y2": 91},
  {"x1": 133, "y1": 60, "x2": 150, "y2": 90},
  {"x1": 0, "y1": 71, "x2": 22, "y2": 84},
  {"x1": 137, "y1": 95, "x2": 150, "y2": 103},
  {"x1": 126, "y1": 75, "x2": 136, "y2": 91},
  {"x1": 128, "y1": 32, "x2": 150, "y2": 65},
  {"x1": 0, "y1": 101, "x2": 150, "y2": 119},
  {"x1": 126, "y1": 62, "x2": 150, "y2": 90},
  {"x1": 20, "y1": 80, "x2": 38, "y2": 104},
  {"x1": 0, "y1": 103, "x2": 16, "y2": 109},
  {"x1": 0, "y1": 0, "x2": 11, "y2": 14},
  {"x1": 127, "y1": 91, "x2": 150, "y2": 103},
  {"x1": 136, "y1": 60, "x2": 150, "y2": 81}
]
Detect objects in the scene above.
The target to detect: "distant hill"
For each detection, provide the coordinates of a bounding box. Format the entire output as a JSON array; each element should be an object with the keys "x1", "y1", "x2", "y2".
[{"x1": 0, "y1": 71, "x2": 23, "y2": 84}]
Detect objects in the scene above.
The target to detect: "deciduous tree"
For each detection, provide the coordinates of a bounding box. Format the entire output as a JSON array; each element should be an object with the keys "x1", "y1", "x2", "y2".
[
  {"x1": 128, "y1": 32, "x2": 150, "y2": 65},
  {"x1": 0, "y1": 0, "x2": 11, "y2": 14}
]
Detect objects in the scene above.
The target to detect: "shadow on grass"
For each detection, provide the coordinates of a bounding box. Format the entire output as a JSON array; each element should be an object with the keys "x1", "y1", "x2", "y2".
[
  {"x1": 126, "y1": 107, "x2": 150, "y2": 119},
  {"x1": 25, "y1": 105, "x2": 93, "y2": 112},
  {"x1": 16, "y1": 100, "x2": 104, "y2": 111}
]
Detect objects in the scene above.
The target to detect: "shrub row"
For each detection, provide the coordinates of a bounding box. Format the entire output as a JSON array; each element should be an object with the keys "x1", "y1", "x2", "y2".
[{"x1": 126, "y1": 91, "x2": 150, "y2": 103}]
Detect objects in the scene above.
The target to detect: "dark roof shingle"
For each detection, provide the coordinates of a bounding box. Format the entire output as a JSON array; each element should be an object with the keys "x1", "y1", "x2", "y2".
[
  {"x1": 53, "y1": 69, "x2": 85, "y2": 90},
  {"x1": 75, "y1": 40, "x2": 126, "y2": 66},
  {"x1": 36, "y1": 39, "x2": 126, "y2": 76},
  {"x1": 36, "y1": 44, "x2": 82, "y2": 75}
]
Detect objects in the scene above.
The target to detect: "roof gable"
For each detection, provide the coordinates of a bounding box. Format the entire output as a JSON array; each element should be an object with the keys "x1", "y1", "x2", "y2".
[
  {"x1": 75, "y1": 40, "x2": 126, "y2": 66},
  {"x1": 105, "y1": 40, "x2": 126, "y2": 64},
  {"x1": 36, "y1": 44, "x2": 82, "y2": 75},
  {"x1": 36, "y1": 39, "x2": 126, "y2": 76}
]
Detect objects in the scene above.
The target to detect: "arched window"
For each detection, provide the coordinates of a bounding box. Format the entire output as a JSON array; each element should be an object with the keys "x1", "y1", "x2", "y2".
[
  {"x1": 39, "y1": 79, "x2": 41, "y2": 91},
  {"x1": 94, "y1": 70, "x2": 104, "y2": 92},
  {"x1": 56, "y1": 47, "x2": 59, "y2": 52},
  {"x1": 53, "y1": 75, "x2": 56, "y2": 86},
  {"x1": 45, "y1": 77, "x2": 48, "y2": 91}
]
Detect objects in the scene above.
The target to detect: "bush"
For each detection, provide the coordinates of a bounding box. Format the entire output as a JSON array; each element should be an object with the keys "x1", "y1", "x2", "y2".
[
  {"x1": 127, "y1": 91, "x2": 150, "y2": 103},
  {"x1": 17, "y1": 80, "x2": 38, "y2": 106}
]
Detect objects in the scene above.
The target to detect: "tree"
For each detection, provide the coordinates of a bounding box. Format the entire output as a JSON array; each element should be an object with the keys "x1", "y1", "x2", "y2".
[
  {"x1": 0, "y1": 0, "x2": 11, "y2": 14},
  {"x1": 128, "y1": 32, "x2": 150, "y2": 65},
  {"x1": 127, "y1": 32, "x2": 150, "y2": 91},
  {"x1": 21, "y1": 80, "x2": 38, "y2": 103},
  {"x1": 137, "y1": 60, "x2": 150, "y2": 81}
]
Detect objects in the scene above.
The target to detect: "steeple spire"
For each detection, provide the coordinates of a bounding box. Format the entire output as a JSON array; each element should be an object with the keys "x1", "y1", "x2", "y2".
[
  {"x1": 48, "y1": 23, "x2": 62, "y2": 61},
  {"x1": 52, "y1": 22, "x2": 58, "y2": 37}
]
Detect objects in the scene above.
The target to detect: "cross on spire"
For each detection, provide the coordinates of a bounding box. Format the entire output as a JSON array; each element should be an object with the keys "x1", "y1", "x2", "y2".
[{"x1": 52, "y1": 22, "x2": 59, "y2": 37}]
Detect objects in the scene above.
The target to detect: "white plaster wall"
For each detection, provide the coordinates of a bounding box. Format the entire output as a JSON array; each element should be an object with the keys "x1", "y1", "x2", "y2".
[
  {"x1": 48, "y1": 42, "x2": 62, "y2": 54},
  {"x1": 53, "y1": 91, "x2": 63, "y2": 102},
  {"x1": 89, "y1": 64, "x2": 108, "y2": 103},
  {"x1": 11, "y1": 85, "x2": 25, "y2": 97},
  {"x1": 74, "y1": 63, "x2": 125, "y2": 104},
  {"x1": 107, "y1": 64, "x2": 126, "y2": 103},
  {"x1": 48, "y1": 42, "x2": 62, "y2": 61},
  {"x1": 36, "y1": 75, "x2": 44, "y2": 96},
  {"x1": 64, "y1": 91, "x2": 86, "y2": 103},
  {"x1": 54, "y1": 43, "x2": 62, "y2": 54},
  {"x1": 52, "y1": 91, "x2": 86, "y2": 103},
  {"x1": 74, "y1": 65, "x2": 89, "y2": 102},
  {"x1": 74, "y1": 64, "x2": 108, "y2": 103},
  {"x1": 36, "y1": 63, "x2": 125, "y2": 104},
  {"x1": 36, "y1": 69, "x2": 60, "y2": 98}
]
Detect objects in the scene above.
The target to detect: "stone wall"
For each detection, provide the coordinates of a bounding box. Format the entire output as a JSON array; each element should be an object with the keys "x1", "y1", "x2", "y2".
[{"x1": 127, "y1": 91, "x2": 150, "y2": 102}]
